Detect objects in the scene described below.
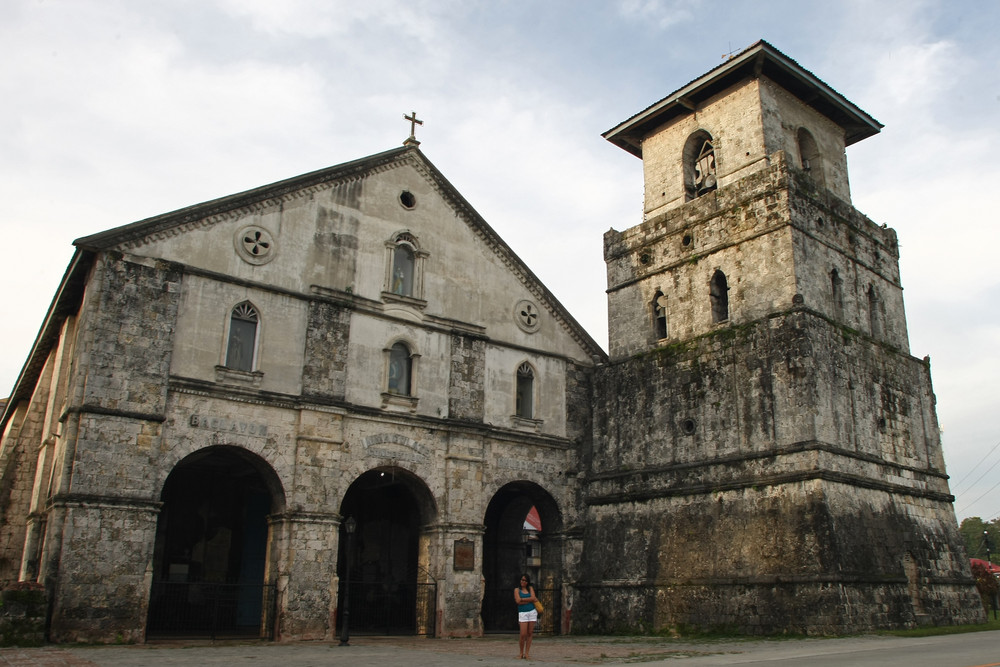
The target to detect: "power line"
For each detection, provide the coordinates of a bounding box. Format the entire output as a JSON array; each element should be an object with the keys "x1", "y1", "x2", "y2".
[
  {"x1": 952, "y1": 438, "x2": 1000, "y2": 495},
  {"x1": 959, "y1": 477, "x2": 1000, "y2": 516},
  {"x1": 954, "y1": 454, "x2": 1000, "y2": 499}
]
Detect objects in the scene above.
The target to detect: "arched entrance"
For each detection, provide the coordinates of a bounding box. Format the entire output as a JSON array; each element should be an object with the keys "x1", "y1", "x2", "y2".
[
  {"x1": 482, "y1": 482, "x2": 562, "y2": 633},
  {"x1": 337, "y1": 466, "x2": 437, "y2": 635},
  {"x1": 146, "y1": 446, "x2": 284, "y2": 639}
]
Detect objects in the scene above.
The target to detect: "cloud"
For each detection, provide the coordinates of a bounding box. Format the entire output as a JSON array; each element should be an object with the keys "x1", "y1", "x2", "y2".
[
  {"x1": 616, "y1": 0, "x2": 698, "y2": 30},
  {"x1": 215, "y1": 0, "x2": 454, "y2": 40}
]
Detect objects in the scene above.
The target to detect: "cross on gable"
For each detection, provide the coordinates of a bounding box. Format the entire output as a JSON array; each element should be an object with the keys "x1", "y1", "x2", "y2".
[{"x1": 403, "y1": 111, "x2": 423, "y2": 146}]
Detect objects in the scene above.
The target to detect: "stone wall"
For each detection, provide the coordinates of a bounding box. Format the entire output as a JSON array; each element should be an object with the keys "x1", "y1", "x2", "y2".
[
  {"x1": 579, "y1": 308, "x2": 982, "y2": 633},
  {"x1": 578, "y1": 479, "x2": 981, "y2": 634},
  {"x1": 448, "y1": 333, "x2": 486, "y2": 422},
  {"x1": 302, "y1": 298, "x2": 352, "y2": 401},
  {"x1": 43, "y1": 253, "x2": 182, "y2": 642},
  {"x1": 590, "y1": 311, "x2": 949, "y2": 498},
  {"x1": 0, "y1": 583, "x2": 46, "y2": 647}
]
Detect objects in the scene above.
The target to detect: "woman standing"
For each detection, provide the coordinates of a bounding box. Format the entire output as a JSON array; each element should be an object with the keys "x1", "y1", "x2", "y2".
[{"x1": 514, "y1": 574, "x2": 538, "y2": 659}]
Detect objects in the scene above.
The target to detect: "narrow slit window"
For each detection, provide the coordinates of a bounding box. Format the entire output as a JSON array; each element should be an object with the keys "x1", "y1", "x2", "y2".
[
  {"x1": 710, "y1": 270, "x2": 729, "y2": 323},
  {"x1": 516, "y1": 362, "x2": 534, "y2": 419},
  {"x1": 831, "y1": 269, "x2": 843, "y2": 320},
  {"x1": 653, "y1": 290, "x2": 668, "y2": 339},
  {"x1": 867, "y1": 285, "x2": 881, "y2": 337}
]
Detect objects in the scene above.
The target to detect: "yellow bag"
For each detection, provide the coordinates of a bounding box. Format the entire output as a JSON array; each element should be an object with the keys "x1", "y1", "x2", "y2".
[{"x1": 534, "y1": 600, "x2": 544, "y2": 614}]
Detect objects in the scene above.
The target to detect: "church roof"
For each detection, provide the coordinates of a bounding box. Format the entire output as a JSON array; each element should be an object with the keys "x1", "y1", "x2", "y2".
[
  {"x1": 603, "y1": 39, "x2": 883, "y2": 158},
  {"x1": 75, "y1": 146, "x2": 413, "y2": 250}
]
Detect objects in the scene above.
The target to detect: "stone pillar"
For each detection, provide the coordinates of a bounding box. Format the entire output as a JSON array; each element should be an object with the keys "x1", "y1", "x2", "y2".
[
  {"x1": 44, "y1": 498, "x2": 160, "y2": 643},
  {"x1": 271, "y1": 511, "x2": 341, "y2": 641},
  {"x1": 428, "y1": 522, "x2": 486, "y2": 637}
]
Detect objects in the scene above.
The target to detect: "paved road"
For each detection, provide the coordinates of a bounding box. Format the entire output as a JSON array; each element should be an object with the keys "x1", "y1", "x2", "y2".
[{"x1": 1, "y1": 632, "x2": 998, "y2": 666}]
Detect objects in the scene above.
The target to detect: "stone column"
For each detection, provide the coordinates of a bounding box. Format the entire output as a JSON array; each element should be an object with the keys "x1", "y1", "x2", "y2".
[
  {"x1": 271, "y1": 511, "x2": 341, "y2": 640},
  {"x1": 426, "y1": 522, "x2": 486, "y2": 637}
]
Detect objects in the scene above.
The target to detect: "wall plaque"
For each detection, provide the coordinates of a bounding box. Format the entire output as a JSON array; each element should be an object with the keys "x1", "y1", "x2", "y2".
[{"x1": 453, "y1": 538, "x2": 475, "y2": 571}]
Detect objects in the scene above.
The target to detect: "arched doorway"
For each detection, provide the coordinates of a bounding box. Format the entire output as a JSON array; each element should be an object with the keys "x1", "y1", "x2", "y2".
[
  {"x1": 146, "y1": 446, "x2": 284, "y2": 639},
  {"x1": 337, "y1": 466, "x2": 437, "y2": 635},
  {"x1": 482, "y1": 482, "x2": 562, "y2": 633}
]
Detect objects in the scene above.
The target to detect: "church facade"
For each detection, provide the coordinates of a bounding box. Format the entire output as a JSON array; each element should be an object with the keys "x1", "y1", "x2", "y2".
[{"x1": 0, "y1": 41, "x2": 983, "y2": 642}]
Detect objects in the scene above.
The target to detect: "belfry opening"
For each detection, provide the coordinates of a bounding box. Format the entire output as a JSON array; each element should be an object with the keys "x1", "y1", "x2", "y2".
[
  {"x1": 337, "y1": 467, "x2": 437, "y2": 635},
  {"x1": 146, "y1": 446, "x2": 283, "y2": 639}
]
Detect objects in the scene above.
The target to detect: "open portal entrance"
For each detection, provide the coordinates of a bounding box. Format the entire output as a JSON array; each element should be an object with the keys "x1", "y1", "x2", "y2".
[
  {"x1": 482, "y1": 482, "x2": 562, "y2": 633},
  {"x1": 146, "y1": 446, "x2": 283, "y2": 639},
  {"x1": 337, "y1": 467, "x2": 437, "y2": 635}
]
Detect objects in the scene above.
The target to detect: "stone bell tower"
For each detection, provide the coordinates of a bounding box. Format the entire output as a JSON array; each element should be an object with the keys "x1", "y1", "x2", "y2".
[{"x1": 578, "y1": 41, "x2": 983, "y2": 634}]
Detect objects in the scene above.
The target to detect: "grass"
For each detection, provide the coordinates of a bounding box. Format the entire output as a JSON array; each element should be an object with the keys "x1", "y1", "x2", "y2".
[{"x1": 879, "y1": 612, "x2": 1000, "y2": 638}]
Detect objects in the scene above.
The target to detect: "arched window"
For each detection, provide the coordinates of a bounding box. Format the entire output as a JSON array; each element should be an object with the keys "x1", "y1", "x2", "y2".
[
  {"x1": 710, "y1": 270, "x2": 729, "y2": 323},
  {"x1": 516, "y1": 362, "x2": 535, "y2": 419},
  {"x1": 384, "y1": 231, "x2": 427, "y2": 303},
  {"x1": 831, "y1": 269, "x2": 843, "y2": 320},
  {"x1": 653, "y1": 290, "x2": 668, "y2": 339},
  {"x1": 867, "y1": 284, "x2": 881, "y2": 337},
  {"x1": 392, "y1": 244, "x2": 415, "y2": 296},
  {"x1": 683, "y1": 130, "x2": 717, "y2": 201},
  {"x1": 225, "y1": 302, "x2": 259, "y2": 372},
  {"x1": 387, "y1": 342, "x2": 412, "y2": 396},
  {"x1": 796, "y1": 127, "x2": 825, "y2": 189}
]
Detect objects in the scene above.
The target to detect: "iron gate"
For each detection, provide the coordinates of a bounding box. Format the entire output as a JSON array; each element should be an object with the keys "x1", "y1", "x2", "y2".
[
  {"x1": 337, "y1": 581, "x2": 437, "y2": 635},
  {"x1": 146, "y1": 581, "x2": 276, "y2": 639}
]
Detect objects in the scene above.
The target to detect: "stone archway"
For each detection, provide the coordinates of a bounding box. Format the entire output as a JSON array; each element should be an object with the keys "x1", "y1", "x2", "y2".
[
  {"x1": 146, "y1": 446, "x2": 285, "y2": 639},
  {"x1": 337, "y1": 466, "x2": 437, "y2": 635},
  {"x1": 482, "y1": 482, "x2": 563, "y2": 633}
]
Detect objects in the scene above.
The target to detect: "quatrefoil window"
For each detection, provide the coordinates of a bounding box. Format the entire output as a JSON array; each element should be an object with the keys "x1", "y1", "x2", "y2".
[
  {"x1": 234, "y1": 225, "x2": 277, "y2": 265},
  {"x1": 514, "y1": 299, "x2": 541, "y2": 333},
  {"x1": 243, "y1": 230, "x2": 270, "y2": 255}
]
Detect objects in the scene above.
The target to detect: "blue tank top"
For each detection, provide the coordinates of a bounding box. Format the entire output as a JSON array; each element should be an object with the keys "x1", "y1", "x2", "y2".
[{"x1": 517, "y1": 588, "x2": 534, "y2": 613}]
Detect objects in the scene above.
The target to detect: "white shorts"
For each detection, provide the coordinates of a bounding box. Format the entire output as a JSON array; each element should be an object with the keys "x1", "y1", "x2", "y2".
[{"x1": 518, "y1": 610, "x2": 538, "y2": 623}]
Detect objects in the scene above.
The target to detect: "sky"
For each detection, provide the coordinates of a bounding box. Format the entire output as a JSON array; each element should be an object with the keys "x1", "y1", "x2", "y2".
[{"x1": 1, "y1": 0, "x2": 998, "y2": 522}]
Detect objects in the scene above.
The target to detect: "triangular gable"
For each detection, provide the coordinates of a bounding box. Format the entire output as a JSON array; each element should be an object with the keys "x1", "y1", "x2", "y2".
[
  {"x1": 3, "y1": 146, "x2": 606, "y2": 429},
  {"x1": 74, "y1": 145, "x2": 605, "y2": 361}
]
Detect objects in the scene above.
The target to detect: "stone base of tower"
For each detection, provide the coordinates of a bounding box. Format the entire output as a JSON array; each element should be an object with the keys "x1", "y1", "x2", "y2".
[
  {"x1": 579, "y1": 309, "x2": 984, "y2": 634},
  {"x1": 576, "y1": 480, "x2": 984, "y2": 634}
]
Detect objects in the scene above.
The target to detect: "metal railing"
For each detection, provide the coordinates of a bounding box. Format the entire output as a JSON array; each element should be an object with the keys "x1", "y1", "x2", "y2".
[
  {"x1": 146, "y1": 581, "x2": 276, "y2": 639},
  {"x1": 337, "y1": 581, "x2": 437, "y2": 636}
]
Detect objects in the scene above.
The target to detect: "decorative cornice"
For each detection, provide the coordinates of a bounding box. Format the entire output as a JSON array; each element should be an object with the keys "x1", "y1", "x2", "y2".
[{"x1": 73, "y1": 147, "x2": 413, "y2": 251}]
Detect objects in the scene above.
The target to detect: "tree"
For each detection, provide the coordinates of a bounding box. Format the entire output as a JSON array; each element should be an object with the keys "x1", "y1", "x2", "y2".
[
  {"x1": 970, "y1": 559, "x2": 999, "y2": 614},
  {"x1": 959, "y1": 517, "x2": 1000, "y2": 561}
]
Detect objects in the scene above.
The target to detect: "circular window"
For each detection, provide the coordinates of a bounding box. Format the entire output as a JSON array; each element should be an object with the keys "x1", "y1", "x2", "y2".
[
  {"x1": 399, "y1": 190, "x2": 417, "y2": 209},
  {"x1": 681, "y1": 418, "x2": 696, "y2": 435},
  {"x1": 514, "y1": 299, "x2": 541, "y2": 334},
  {"x1": 234, "y1": 225, "x2": 276, "y2": 265}
]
